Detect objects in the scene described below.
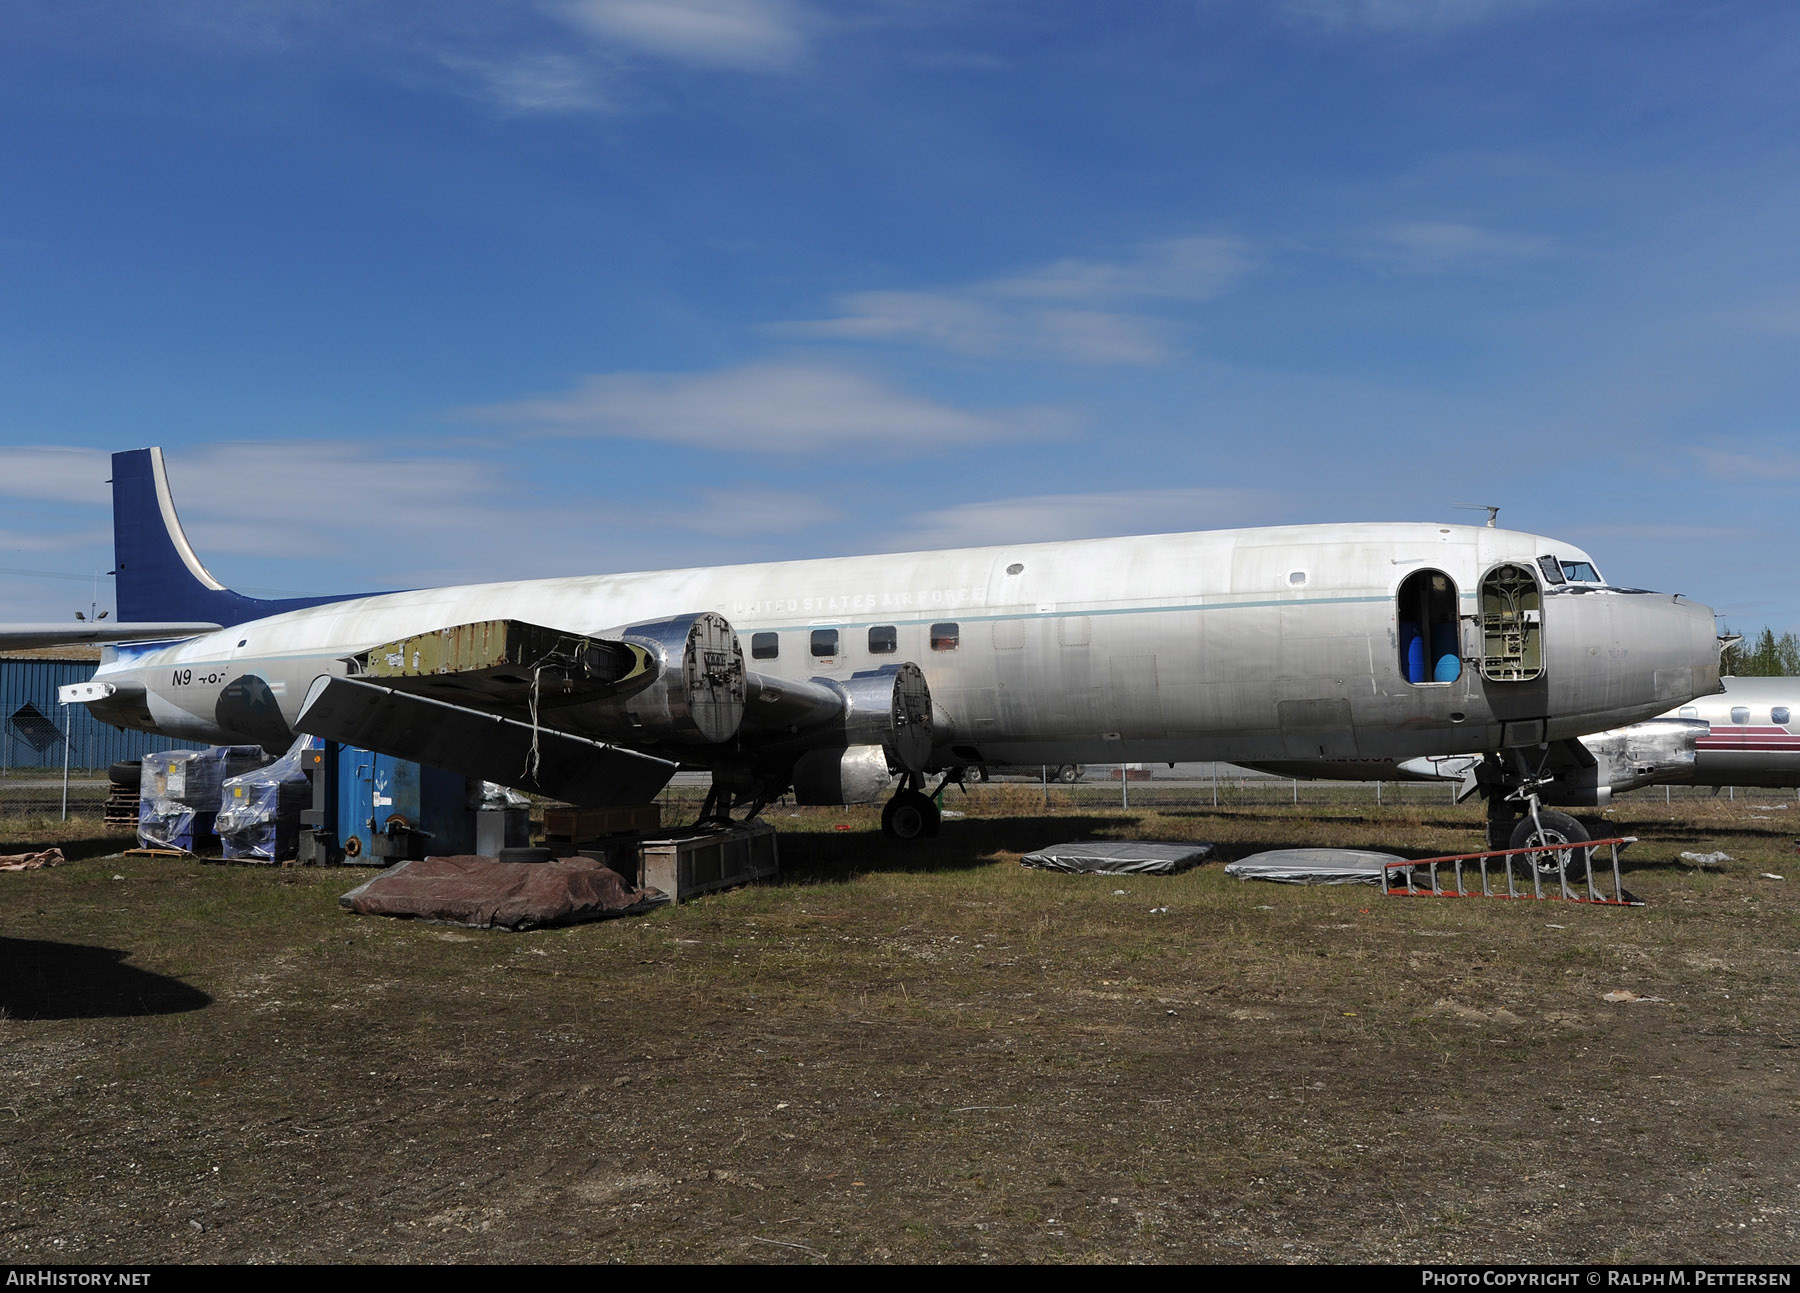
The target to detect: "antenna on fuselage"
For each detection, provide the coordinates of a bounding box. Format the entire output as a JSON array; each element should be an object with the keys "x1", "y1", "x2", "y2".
[{"x1": 1454, "y1": 503, "x2": 1500, "y2": 528}]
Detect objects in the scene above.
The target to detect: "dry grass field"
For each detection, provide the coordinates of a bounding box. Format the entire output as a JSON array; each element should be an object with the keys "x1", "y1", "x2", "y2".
[{"x1": 2, "y1": 786, "x2": 1797, "y2": 1264}]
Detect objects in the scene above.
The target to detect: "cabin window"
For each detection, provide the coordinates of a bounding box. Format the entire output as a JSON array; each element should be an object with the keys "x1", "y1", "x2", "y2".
[
  {"x1": 1396, "y1": 569, "x2": 1461, "y2": 684},
  {"x1": 868, "y1": 625, "x2": 897, "y2": 654},
  {"x1": 1288, "y1": 571, "x2": 1307, "y2": 586},
  {"x1": 1774, "y1": 707, "x2": 1792, "y2": 725},
  {"x1": 930, "y1": 622, "x2": 960, "y2": 651},
  {"x1": 1678, "y1": 706, "x2": 1699, "y2": 718},
  {"x1": 1478, "y1": 563, "x2": 1544, "y2": 682},
  {"x1": 811, "y1": 629, "x2": 839, "y2": 658},
  {"x1": 1731, "y1": 707, "x2": 1750, "y2": 724},
  {"x1": 750, "y1": 632, "x2": 779, "y2": 660},
  {"x1": 1536, "y1": 555, "x2": 1568, "y2": 585}
]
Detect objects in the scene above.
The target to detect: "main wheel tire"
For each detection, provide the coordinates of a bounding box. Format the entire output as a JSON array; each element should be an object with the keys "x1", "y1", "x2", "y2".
[
  {"x1": 1508, "y1": 810, "x2": 1593, "y2": 883},
  {"x1": 497, "y1": 846, "x2": 554, "y2": 864},
  {"x1": 1056, "y1": 765, "x2": 1081, "y2": 783},
  {"x1": 965, "y1": 765, "x2": 988, "y2": 783},
  {"x1": 881, "y1": 790, "x2": 941, "y2": 841},
  {"x1": 1485, "y1": 810, "x2": 1521, "y2": 852},
  {"x1": 108, "y1": 760, "x2": 143, "y2": 789}
]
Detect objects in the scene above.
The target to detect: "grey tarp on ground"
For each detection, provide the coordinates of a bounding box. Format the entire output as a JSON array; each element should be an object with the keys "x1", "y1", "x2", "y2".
[
  {"x1": 1021, "y1": 840, "x2": 1216, "y2": 875},
  {"x1": 339, "y1": 855, "x2": 670, "y2": 930},
  {"x1": 1224, "y1": 848, "x2": 1409, "y2": 885}
]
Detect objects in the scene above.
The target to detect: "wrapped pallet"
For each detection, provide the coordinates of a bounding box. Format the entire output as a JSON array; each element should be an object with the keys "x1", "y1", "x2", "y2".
[
  {"x1": 217, "y1": 739, "x2": 317, "y2": 863},
  {"x1": 138, "y1": 745, "x2": 271, "y2": 854}
]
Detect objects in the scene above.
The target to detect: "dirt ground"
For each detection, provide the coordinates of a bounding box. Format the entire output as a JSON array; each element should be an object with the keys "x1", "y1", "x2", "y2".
[{"x1": 3, "y1": 791, "x2": 1797, "y2": 1264}]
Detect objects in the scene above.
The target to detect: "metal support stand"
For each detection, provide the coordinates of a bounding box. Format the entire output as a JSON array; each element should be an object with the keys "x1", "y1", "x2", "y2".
[{"x1": 59, "y1": 705, "x2": 71, "y2": 822}]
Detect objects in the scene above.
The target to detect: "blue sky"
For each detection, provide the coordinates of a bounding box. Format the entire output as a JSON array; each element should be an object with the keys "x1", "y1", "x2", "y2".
[{"x1": 2, "y1": 1, "x2": 1797, "y2": 638}]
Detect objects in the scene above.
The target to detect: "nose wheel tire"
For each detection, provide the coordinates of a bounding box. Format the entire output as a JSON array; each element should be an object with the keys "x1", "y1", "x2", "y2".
[
  {"x1": 881, "y1": 789, "x2": 941, "y2": 840},
  {"x1": 1508, "y1": 809, "x2": 1593, "y2": 882}
]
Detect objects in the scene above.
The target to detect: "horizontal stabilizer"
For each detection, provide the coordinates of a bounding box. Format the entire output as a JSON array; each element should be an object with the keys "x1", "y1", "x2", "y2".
[
  {"x1": 298, "y1": 676, "x2": 678, "y2": 807},
  {"x1": 0, "y1": 622, "x2": 221, "y2": 651}
]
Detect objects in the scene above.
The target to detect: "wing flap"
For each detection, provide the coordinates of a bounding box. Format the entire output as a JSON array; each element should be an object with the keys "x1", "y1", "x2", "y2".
[{"x1": 298, "y1": 676, "x2": 677, "y2": 807}]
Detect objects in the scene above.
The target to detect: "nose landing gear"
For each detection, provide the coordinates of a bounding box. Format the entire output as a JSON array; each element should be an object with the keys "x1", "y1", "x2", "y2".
[
  {"x1": 1508, "y1": 806, "x2": 1594, "y2": 882},
  {"x1": 1473, "y1": 746, "x2": 1598, "y2": 882}
]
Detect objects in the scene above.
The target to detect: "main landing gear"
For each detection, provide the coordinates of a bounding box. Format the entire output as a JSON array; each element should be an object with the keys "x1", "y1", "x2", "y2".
[
  {"x1": 694, "y1": 781, "x2": 767, "y2": 829},
  {"x1": 1476, "y1": 752, "x2": 1596, "y2": 881},
  {"x1": 881, "y1": 773, "x2": 948, "y2": 840}
]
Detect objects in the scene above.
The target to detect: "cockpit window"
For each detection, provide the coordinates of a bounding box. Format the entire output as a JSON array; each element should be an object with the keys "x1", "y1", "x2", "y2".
[
  {"x1": 1561, "y1": 560, "x2": 1601, "y2": 583},
  {"x1": 1536, "y1": 555, "x2": 1567, "y2": 585}
]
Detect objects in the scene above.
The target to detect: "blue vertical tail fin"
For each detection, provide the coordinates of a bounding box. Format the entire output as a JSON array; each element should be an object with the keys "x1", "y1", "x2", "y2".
[{"x1": 112, "y1": 447, "x2": 352, "y2": 627}]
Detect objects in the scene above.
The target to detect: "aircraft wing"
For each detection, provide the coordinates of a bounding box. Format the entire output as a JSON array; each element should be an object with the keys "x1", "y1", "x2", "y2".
[
  {"x1": 297, "y1": 614, "x2": 935, "y2": 806},
  {"x1": 0, "y1": 622, "x2": 221, "y2": 650},
  {"x1": 297, "y1": 675, "x2": 679, "y2": 806}
]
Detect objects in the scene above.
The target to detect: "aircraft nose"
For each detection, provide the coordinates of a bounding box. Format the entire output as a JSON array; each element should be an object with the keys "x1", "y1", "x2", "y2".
[
  {"x1": 1553, "y1": 587, "x2": 1721, "y2": 729},
  {"x1": 1653, "y1": 593, "x2": 1723, "y2": 704}
]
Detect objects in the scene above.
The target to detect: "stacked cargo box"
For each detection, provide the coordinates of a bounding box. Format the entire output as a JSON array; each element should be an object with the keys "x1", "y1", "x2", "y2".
[{"x1": 137, "y1": 745, "x2": 269, "y2": 853}]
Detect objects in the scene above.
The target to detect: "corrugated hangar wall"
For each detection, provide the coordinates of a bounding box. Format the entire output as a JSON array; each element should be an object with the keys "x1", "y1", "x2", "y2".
[{"x1": 1, "y1": 652, "x2": 205, "y2": 772}]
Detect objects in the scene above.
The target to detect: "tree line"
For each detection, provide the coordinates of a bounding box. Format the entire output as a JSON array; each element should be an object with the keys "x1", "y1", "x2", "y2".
[{"x1": 1721, "y1": 627, "x2": 1800, "y2": 677}]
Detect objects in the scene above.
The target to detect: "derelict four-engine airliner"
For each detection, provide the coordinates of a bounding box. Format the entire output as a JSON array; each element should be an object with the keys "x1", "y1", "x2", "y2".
[{"x1": 35, "y1": 448, "x2": 1722, "y2": 846}]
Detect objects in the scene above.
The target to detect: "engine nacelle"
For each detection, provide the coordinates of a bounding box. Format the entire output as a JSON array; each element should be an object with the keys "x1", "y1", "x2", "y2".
[
  {"x1": 1543, "y1": 716, "x2": 1704, "y2": 805},
  {"x1": 590, "y1": 611, "x2": 747, "y2": 745},
  {"x1": 822, "y1": 663, "x2": 933, "y2": 773},
  {"x1": 791, "y1": 744, "x2": 898, "y2": 806}
]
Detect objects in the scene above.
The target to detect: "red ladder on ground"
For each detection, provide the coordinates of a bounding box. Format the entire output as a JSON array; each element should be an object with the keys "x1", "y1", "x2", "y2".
[{"x1": 1382, "y1": 836, "x2": 1641, "y2": 907}]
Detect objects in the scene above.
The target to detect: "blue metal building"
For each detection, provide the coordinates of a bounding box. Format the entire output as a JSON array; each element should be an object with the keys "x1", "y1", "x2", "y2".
[{"x1": 1, "y1": 649, "x2": 204, "y2": 772}]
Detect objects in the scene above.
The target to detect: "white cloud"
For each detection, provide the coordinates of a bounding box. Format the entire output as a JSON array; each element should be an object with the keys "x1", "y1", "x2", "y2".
[
  {"x1": 986, "y1": 237, "x2": 1252, "y2": 303},
  {"x1": 1358, "y1": 221, "x2": 1551, "y2": 274},
  {"x1": 1279, "y1": 0, "x2": 1550, "y2": 34},
  {"x1": 774, "y1": 236, "x2": 1251, "y2": 366},
  {"x1": 438, "y1": 52, "x2": 613, "y2": 114},
  {"x1": 783, "y1": 291, "x2": 1169, "y2": 364},
  {"x1": 629, "y1": 486, "x2": 843, "y2": 538},
  {"x1": 0, "y1": 447, "x2": 111, "y2": 504},
  {"x1": 1031, "y1": 310, "x2": 1169, "y2": 366},
  {"x1": 463, "y1": 361, "x2": 1067, "y2": 451},
  {"x1": 558, "y1": 0, "x2": 811, "y2": 71},
  {"x1": 151, "y1": 443, "x2": 512, "y2": 560},
  {"x1": 1691, "y1": 446, "x2": 1800, "y2": 482},
  {"x1": 0, "y1": 527, "x2": 111, "y2": 556},
  {"x1": 896, "y1": 487, "x2": 1277, "y2": 549}
]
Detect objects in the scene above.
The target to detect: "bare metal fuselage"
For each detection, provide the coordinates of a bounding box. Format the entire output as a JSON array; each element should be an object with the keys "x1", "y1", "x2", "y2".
[
  {"x1": 87, "y1": 521, "x2": 1720, "y2": 778},
  {"x1": 1262, "y1": 676, "x2": 1798, "y2": 800}
]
